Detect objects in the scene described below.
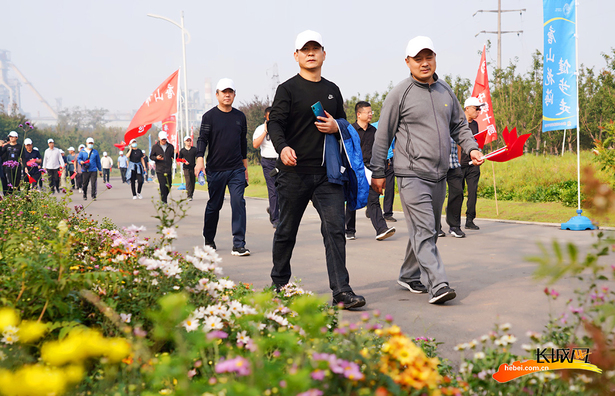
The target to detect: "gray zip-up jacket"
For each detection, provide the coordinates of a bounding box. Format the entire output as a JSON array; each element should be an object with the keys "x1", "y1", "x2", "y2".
[{"x1": 370, "y1": 73, "x2": 479, "y2": 182}]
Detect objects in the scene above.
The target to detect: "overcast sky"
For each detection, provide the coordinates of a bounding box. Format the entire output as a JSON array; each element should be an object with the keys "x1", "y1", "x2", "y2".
[{"x1": 3, "y1": 0, "x2": 615, "y2": 121}]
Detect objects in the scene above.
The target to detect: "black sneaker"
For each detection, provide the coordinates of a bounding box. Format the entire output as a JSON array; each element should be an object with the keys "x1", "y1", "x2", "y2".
[
  {"x1": 365, "y1": 210, "x2": 370, "y2": 219},
  {"x1": 397, "y1": 279, "x2": 427, "y2": 294},
  {"x1": 332, "y1": 291, "x2": 366, "y2": 310},
  {"x1": 231, "y1": 246, "x2": 251, "y2": 256},
  {"x1": 345, "y1": 233, "x2": 356, "y2": 240},
  {"x1": 429, "y1": 286, "x2": 457, "y2": 304},
  {"x1": 83, "y1": 196, "x2": 87, "y2": 201},
  {"x1": 437, "y1": 228, "x2": 446, "y2": 237},
  {"x1": 449, "y1": 227, "x2": 466, "y2": 238},
  {"x1": 465, "y1": 222, "x2": 480, "y2": 230},
  {"x1": 384, "y1": 215, "x2": 397, "y2": 222},
  {"x1": 376, "y1": 227, "x2": 396, "y2": 241},
  {"x1": 204, "y1": 240, "x2": 217, "y2": 250}
]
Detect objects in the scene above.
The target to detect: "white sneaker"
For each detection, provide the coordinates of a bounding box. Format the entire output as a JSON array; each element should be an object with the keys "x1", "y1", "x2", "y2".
[
  {"x1": 133, "y1": 196, "x2": 137, "y2": 200},
  {"x1": 137, "y1": 193, "x2": 143, "y2": 199}
]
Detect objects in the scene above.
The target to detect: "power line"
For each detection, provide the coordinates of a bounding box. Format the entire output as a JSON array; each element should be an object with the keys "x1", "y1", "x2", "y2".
[{"x1": 474, "y1": 0, "x2": 526, "y2": 69}]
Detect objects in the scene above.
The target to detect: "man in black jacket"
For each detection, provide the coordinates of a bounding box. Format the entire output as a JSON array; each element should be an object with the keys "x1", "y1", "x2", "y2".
[
  {"x1": 150, "y1": 131, "x2": 175, "y2": 204},
  {"x1": 179, "y1": 135, "x2": 197, "y2": 201}
]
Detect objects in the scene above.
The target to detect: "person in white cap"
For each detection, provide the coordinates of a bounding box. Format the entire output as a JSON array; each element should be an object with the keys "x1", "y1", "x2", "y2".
[
  {"x1": 194, "y1": 77, "x2": 250, "y2": 256},
  {"x1": 1, "y1": 131, "x2": 23, "y2": 193},
  {"x1": 125, "y1": 138, "x2": 146, "y2": 199},
  {"x1": 75, "y1": 144, "x2": 86, "y2": 192},
  {"x1": 445, "y1": 97, "x2": 486, "y2": 234},
  {"x1": 252, "y1": 106, "x2": 279, "y2": 228},
  {"x1": 178, "y1": 135, "x2": 197, "y2": 201},
  {"x1": 101, "y1": 151, "x2": 113, "y2": 183},
  {"x1": 65, "y1": 147, "x2": 77, "y2": 189},
  {"x1": 117, "y1": 149, "x2": 128, "y2": 184},
  {"x1": 22, "y1": 138, "x2": 42, "y2": 190},
  {"x1": 42, "y1": 138, "x2": 65, "y2": 194},
  {"x1": 77, "y1": 137, "x2": 102, "y2": 201},
  {"x1": 370, "y1": 36, "x2": 484, "y2": 304},
  {"x1": 149, "y1": 131, "x2": 175, "y2": 204},
  {"x1": 266, "y1": 30, "x2": 366, "y2": 309}
]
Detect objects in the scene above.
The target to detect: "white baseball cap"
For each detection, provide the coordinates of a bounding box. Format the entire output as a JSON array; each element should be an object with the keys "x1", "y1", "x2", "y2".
[
  {"x1": 130, "y1": 138, "x2": 137, "y2": 144},
  {"x1": 158, "y1": 131, "x2": 168, "y2": 140},
  {"x1": 295, "y1": 30, "x2": 323, "y2": 51},
  {"x1": 24, "y1": 138, "x2": 33, "y2": 145},
  {"x1": 464, "y1": 97, "x2": 486, "y2": 108},
  {"x1": 86, "y1": 137, "x2": 94, "y2": 143},
  {"x1": 216, "y1": 78, "x2": 235, "y2": 92},
  {"x1": 60, "y1": 149, "x2": 65, "y2": 154},
  {"x1": 119, "y1": 150, "x2": 124, "y2": 154},
  {"x1": 8, "y1": 131, "x2": 18, "y2": 137},
  {"x1": 405, "y1": 36, "x2": 436, "y2": 58},
  {"x1": 78, "y1": 144, "x2": 85, "y2": 150},
  {"x1": 103, "y1": 151, "x2": 108, "y2": 156},
  {"x1": 47, "y1": 138, "x2": 54, "y2": 143},
  {"x1": 68, "y1": 146, "x2": 75, "y2": 151},
  {"x1": 184, "y1": 135, "x2": 192, "y2": 141}
]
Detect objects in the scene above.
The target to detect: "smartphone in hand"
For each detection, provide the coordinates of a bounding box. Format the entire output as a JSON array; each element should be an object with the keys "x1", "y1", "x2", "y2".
[{"x1": 311, "y1": 101, "x2": 326, "y2": 122}]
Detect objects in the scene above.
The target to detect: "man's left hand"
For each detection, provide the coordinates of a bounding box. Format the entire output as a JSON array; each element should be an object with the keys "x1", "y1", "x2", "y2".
[
  {"x1": 315, "y1": 111, "x2": 339, "y2": 134},
  {"x1": 470, "y1": 150, "x2": 485, "y2": 166}
]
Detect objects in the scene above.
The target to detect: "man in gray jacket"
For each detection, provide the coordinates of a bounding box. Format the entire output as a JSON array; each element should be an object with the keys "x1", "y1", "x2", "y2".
[{"x1": 370, "y1": 36, "x2": 484, "y2": 304}]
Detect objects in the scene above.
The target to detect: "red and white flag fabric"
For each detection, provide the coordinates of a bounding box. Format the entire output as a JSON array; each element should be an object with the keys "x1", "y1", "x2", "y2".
[
  {"x1": 124, "y1": 70, "x2": 179, "y2": 144},
  {"x1": 471, "y1": 45, "x2": 497, "y2": 147},
  {"x1": 162, "y1": 115, "x2": 177, "y2": 148}
]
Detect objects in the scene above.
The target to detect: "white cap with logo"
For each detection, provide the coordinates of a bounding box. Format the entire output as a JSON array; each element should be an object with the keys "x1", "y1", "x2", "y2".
[
  {"x1": 295, "y1": 30, "x2": 323, "y2": 51},
  {"x1": 184, "y1": 135, "x2": 192, "y2": 141},
  {"x1": 405, "y1": 36, "x2": 436, "y2": 58},
  {"x1": 86, "y1": 137, "x2": 94, "y2": 144},
  {"x1": 464, "y1": 97, "x2": 486, "y2": 108},
  {"x1": 24, "y1": 138, "x2": 32, "y2": 145},
  {"x1": 216, "y1": 78, "x2": 235, "y2": 92},
  {"x1": 47, "y1": 138, "x2": 54, "y2": 144},
  {"x1": 158, "y1": 131, "x2": 168, "y2": 140},
  {"x1": 8, "y1": 131, "x2": 18, "y2": 137},
  {"x1": 68, "y1": 146, "x2": 75, "y2": 151}
]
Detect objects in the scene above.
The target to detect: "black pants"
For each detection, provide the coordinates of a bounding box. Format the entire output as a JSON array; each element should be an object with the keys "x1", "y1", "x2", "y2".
[
  {"x1": 261, "y1": 158, "x2": 279, "y2": 224},
  {"x1": 462, "y1": 165, "x2": 481, "y2": 222},
  {"x1": 120, "y1": 167, "x2": 127, "y2": 183},
  {"x1": 383, "y1": 160, "x2": 395, "y2": 217},
  {"x1": 183, "y1": 168, "x2": 195, "y2": 198},
  {"x1": 82, "y1": 171, "x2": 98, "y2": 198},
  {"x1": 346, "y1": 186, "x2": 388, "y2": 236},
  {"x1": 156, "y1": 172, "x2": 172, "y2": 203},
  {"x1": 131, "y1": 171, "x2": 144, "y2": 196},
  {"x1": 47, "y1": 168, "x2": 60, "y2": 193},
  {"x1": 68, "y1": 170, "x2": 76, "y2": 188},
  {"x1": 102, "y1": 168, "x2": 110, "y2": 183}
]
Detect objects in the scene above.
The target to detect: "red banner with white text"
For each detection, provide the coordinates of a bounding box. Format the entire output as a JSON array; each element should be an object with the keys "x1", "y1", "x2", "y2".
[
  {"x1": 471, "y1": 46, "x2": 498, "y2": 146},
  {"x1": 162, "y1": 115, "x2": 177, "y2": 148}
]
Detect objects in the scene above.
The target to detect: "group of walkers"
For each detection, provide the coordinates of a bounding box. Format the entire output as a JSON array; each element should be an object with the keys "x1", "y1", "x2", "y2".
[
  {"x1": 192, "y1": 31, "x2": 486, "y2": 310},
  {"x1": 0, "y1": 135, "x2": 104, "y2": 200}
]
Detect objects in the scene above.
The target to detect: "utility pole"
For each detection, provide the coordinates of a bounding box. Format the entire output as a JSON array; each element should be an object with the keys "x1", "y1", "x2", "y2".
[{"x1": 474, "y1": 0, "x2": 525, "y2": 69}]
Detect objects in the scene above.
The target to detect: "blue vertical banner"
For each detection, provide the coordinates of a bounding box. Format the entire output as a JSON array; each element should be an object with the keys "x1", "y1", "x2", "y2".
[{"x1": 542, "y1": 0, "x2": 577, "y2": 132}]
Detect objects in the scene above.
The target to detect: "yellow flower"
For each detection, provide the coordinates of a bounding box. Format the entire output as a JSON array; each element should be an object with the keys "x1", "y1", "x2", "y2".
[
  {"x1": 0, "y1": 365, "x2": 68, "y2": 396},
  {"x1": 18, "y1": 321, "x2": 48, "y2": 343},
  {"x1": 0, "y1": 307, "x2": 19, "y2": 332},
  {"x1": 105, "y1": 338, "x2": 131, "y2": 363},
  {"x1": 64, "y1": 364, "x2": 85, "y2": 384}
]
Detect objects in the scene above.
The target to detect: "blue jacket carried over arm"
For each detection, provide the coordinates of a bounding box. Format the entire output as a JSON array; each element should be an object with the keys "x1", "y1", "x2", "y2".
[{"x1": 323, "y1": 119, "x2": 369, "y2": 211}]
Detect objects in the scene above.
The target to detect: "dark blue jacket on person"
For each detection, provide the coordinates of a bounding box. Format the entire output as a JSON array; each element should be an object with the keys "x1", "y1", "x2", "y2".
[
  {"x1": 324, "y1": 119, "x2": 369, "y2": 211},
  {"x1": 77, "y1": 149, "x2": 102, "y2": 172}
]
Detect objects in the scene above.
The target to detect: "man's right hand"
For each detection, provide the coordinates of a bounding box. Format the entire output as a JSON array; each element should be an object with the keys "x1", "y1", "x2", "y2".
[
  {"x1": 194, "y1": 158, "x2": 205, "y2": 177},
  {"x1": 281, "y1": 147, "x2": 297, "y2": 166},
  {"x1": 371, "y1": 178, "x2": 386, "y2": 195}
]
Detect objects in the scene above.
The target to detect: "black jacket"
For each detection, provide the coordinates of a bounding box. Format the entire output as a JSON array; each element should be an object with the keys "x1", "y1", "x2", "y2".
[{"x1": 150, "y1": 142, "x2": 175, "y2": 174}]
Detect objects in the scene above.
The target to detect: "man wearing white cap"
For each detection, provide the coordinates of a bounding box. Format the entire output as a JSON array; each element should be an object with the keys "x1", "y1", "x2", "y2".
[
  {"x1": 150, "y1": 131, "x2": 175, "y2": 204},
  {"x1": 117, "y1": 150, "x2": 128, "y2": 183},
  {"x1": 178, "y1": 135, "x2": 197, "y2": 201},
  {"x1": 370, "y1": 36, "x2": 484, "y2": 304},
  {"x1": 66, "y1": 147, "x2": 77, "y2": 189},
  {"x1": 42, "y1": 138, "x2": 65, "y2": 194},
  {"x1": 22, "y1": 138, "x2": 42, "y2": 190},
  {"x1": 77, "y1": 137, "x2": 102, "y2": 201},
  {"x1": 1, "y1": 131, "x2": 23, "y2": 193},
  {"x1": 194, "y1": 78, "x2": 250, "y2": 256},
  {"x1": 267, "y1": 30, "x2": 366, "y2": 309},
  {"x1": 101, "y1": 151, "x2": 113, "y2": 183},
  {"x1": 75, "y1": 144, "x2": 86, "y2": 192}
]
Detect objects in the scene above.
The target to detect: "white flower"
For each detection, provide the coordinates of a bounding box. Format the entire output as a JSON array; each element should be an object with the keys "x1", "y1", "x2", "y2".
[
  {"x1": 151, "y1": 279, "x2": 159, "y2": 286},
  {"x1": 162, "y1": 227, "x2": 178, "y2": 239},
  {"x1": 468, "y1": 339, "x2": 478, "y2": 349},
  {"x1": 125, "y1": 224, "x2": 146, "y2": 233},
  {"x1": 228, "y1": 301, "x2": 244, "y2": 316},
  {"x1": 218, "y1": 307, "x2": 232, "y2": 321},
  {"x1": 266, "y1": 312, "x2": 289, "y2": 326},
  {"x1": 193, "y1": 307, "x2": 208, "y2": 319},
  {"x1": 1, "y1": 333, "x2": 19, "y2": 344},
  {"x1": 153, "y1": 246, "x2": 174, "y2": 261},
  {"x1": 474, "y1": 352, "x2": 486, "y2": 360},
  {"x1": 236, "y1": 330, "x2": 250, "y2": 345},
  {"x1": 542, "y1": 342, "x2": 558, "y2": 349},
  {"x1": 119, "y1": 313, "x2": 132, "y2": 323},
  {"x1": 499, "y1": 323, "x2": 511, "y2": 331},
  {"x1": 173, "y1": 286, "x2": 180, "y2": 290},
  {"x1": 521, "y1": 344, "x2": 534, "y2": 352},
  {"x1": 0, "y1": 350, "x2": 6, "y2": 361},
  {"x1": 2, "y1": 326, "x2": 18, "y2": 335},
  {"x1": 526, "y1": 331, "x2": 541, "y2": 341},
  {"x1": 218, "y1": 279, "x2": 235, "y2": 289},
  {"x1": 501, "y1": 334, "x2": 517, "y2": 344},
  {"x1": 195, "y1": 278, "x2": 209, "y2": 291},
  {"x1": 203, "y1": 316, "x2": 223, "y2": 332},
  {"x1": 161, "y1": 261, "x2": 182, "y2": 278},
  {"x1": 242, "y1": 305, "x2": 257, "y2": 315},
  {"x1": 480, "y1": 335, "x2": 490, "y2": 343},
  {"x1": 459, "y1": 362, "x2": 474, "y2": 375},
  {"x1": 182, "y1": 317, "x2": 199, "y2": 332}
]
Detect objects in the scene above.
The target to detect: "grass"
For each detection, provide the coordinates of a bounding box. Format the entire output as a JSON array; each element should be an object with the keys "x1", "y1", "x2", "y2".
[{"x1": 160, "y1": 154, "x2": 615, "y2": 227}]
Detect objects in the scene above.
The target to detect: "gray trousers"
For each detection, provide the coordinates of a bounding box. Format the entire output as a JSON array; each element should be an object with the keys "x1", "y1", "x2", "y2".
[{"x1": 398, "y1": 176, "x2": 449, "y2": 298}]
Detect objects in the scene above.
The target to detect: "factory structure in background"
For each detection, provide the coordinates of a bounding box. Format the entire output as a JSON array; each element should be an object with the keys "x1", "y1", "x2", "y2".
[{"x1": 0, "y1": 49, "x2": 213, "y2": 130}]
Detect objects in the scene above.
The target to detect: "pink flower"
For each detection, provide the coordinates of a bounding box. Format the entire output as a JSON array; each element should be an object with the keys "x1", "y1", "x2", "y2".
[
  {"x1": 215, "y1": 357, "x2": 251, "y2": 376},
  {"x1": 207, "y1": 330, "x2": 228, "y2": 340},
  {"x1": 187, "y1": 369, "x2": 197, "y2": 378},
  {"x1": 297, "y1": 390, "x2": 323, "y2": 396},
  {"x1": 311, "y1": 369, "x2": 326, "y2": 380}
]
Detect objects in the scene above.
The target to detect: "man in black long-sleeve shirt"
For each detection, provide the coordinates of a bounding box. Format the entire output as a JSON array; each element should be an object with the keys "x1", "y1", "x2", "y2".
[
  {"x1": 194, "y1": 78, "x2": 250, "y2": 256},
  {"x1": 267, "y1": 30, "x2": 365, "y2": 309},
  {"x1": 178, "y1": 135, "x2": 197, "y2": 201}
]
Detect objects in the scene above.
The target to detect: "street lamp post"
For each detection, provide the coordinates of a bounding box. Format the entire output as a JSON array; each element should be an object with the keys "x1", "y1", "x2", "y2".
[{"x1": 146, "y1": 11, "x2": 190, "y2": 146}]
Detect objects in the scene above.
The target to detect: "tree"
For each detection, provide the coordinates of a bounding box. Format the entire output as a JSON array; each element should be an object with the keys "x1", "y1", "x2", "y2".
[{"x1": 237, "y1": 96, "x2": 270, "y2": 163}]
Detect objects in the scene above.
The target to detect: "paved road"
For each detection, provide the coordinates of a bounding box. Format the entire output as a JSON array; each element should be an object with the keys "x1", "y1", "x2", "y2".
[{"x1": 84, "y1": 176, "x2": 600, "y2": 362}]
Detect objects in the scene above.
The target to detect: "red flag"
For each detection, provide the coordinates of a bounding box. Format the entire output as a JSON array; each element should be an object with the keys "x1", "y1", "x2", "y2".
[
  {"x1": 114, "y1": 141, "x2": 127, "y2": 151},
  {"x1": 124, "y1": 70, "x2": 179, "y2": 144},
  {"x1": 471, "y1": 45, "x2": 497, "y2": 147},
  {"x1": 162, "y1": 115, "x2": 177, "y2": 148}
]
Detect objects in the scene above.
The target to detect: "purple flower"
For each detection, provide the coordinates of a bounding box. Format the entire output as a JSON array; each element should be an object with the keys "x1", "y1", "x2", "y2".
[
  {"x1": 297, "y1": 390, "x2": 323, "y2": 396},
  {"x1": 206, "y1": 330, "x2": 228, "y2": 340},
  {"x1": 311, "y1": 369, "x2": 326, "y2": 380},
  {"x1": 3, "y1": 160, "x2": 20, "y2": 168},
  {"x1": 19, "y1": 124, "x2": 23, "y2": 128},
  {"x1": 25, "y1": 121, "x2": 30, "y2": 126},
  {"x1": 30, "y1": 126, "x2": 34, "y2": 130},
  {"x1": 74, "y1": 205, "x2": 83, "y2": 213},
  {"x1": 215, "y1": 357, "x2": 251, "y2": 376},
  {"x1": 105, "y1": 183, "x2": 112, "y2": 189}
]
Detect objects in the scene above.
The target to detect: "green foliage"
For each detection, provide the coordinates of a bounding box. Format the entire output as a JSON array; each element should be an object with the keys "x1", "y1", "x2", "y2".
[
  {"x1": 592, "y1": 120, "x2": 615, "y2": 178},
  {"x1": 237, "y1": 96, "x2": 270, "y2": 163},
  {"x1": 344, "y1": 85, "x2": 392, "y2": 123}
]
